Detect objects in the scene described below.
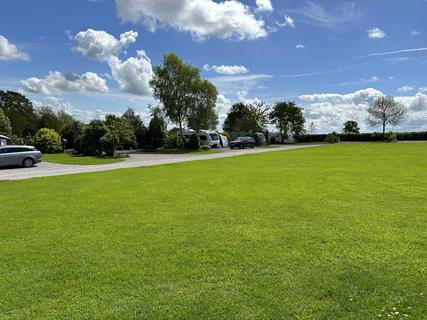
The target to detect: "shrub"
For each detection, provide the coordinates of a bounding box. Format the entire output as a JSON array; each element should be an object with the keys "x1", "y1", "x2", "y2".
[
  {"x1": 324, "y1": 132, "x2": 340, "y2": 144},
  {"x1": 100, "y1": 132, "x2": 119, "y2": 156},
  {"x1": 77, "y1": 120, "x2": 108, "y2": 155},
  {"x1": 61, "y1": 121, "x2": 84, "y2": 149},
  {"x1": 385, "y1": 132, "x2": 398, "y2": 143},
  {"x1": 186, "y1": 133, "x2": 199, "y2": 150},
  {"x1": 165, "y1": 131, "x2": 179, "y2": 149},
  {"x1": 34, "y1": 128, "x2": 62, "y2": 153}
]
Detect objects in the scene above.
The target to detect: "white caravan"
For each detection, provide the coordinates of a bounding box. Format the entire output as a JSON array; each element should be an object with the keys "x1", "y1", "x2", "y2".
[{"x1": 182, "y1": 130, "x2": 222, "y2": 148}]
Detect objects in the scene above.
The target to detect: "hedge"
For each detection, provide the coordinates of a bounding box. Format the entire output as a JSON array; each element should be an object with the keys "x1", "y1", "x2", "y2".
[{"x1": 294, "y1": 132, "x2": 427, "y2": 143}]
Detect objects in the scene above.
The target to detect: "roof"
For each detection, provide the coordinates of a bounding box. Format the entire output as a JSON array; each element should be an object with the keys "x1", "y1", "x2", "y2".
[{"x1": 0, "y1": 135, "x2": 11, "y2": 139}]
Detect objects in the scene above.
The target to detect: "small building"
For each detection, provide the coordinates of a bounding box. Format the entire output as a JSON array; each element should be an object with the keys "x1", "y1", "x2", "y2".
[{"x1": 0, "y1": 135, "x2": 11, "y2": 146}]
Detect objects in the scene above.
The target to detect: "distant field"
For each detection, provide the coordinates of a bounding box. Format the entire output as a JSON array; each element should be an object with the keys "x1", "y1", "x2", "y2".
[
  {"x1": 42, "y1": 153, "x2": 124, "y2": 165},
  {"x1": 0, "y1": 144, "x2": 426, "y2": 319}
]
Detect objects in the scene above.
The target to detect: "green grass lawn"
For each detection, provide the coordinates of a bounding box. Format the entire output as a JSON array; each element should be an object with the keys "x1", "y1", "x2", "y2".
[
  {"x1": 154, "y1": 147, "x2": 224, "y2": 154},
  {"x1": 42, "y1": 153, "x2": 124, "y2": 165},
  {"x1": 1, "y1": 144, "x2": 426, "y2": 319}
]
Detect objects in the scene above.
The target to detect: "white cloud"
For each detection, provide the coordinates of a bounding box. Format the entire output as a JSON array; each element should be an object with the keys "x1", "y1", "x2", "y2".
[
  {"x1": 419, "y1": 87, "x2": 427, "y2": 92},
  {"x1": 357, "y1": 47, "x2": 427, "y2": 58},
  {"x1": 108, "y1": 50, "x2": 153, "y2": 96},
  {"x1": 296, "y1": 44, "x2": 305, "y2": 49},
  {"x1": 216, "y1": 94, "x2": 232, "y2": 127},
  {"x1": 289, "y1": 2, "x2": 361, "y2": 29},
  {"x1": 0, "y1": 35, "x2": 30, "y2": 61},
  {"x1": 256, "y1": 0, "x2": 273, "y2": 12},
  {"x1": 73, "y1": 29, "x2": 153, "y2": 96},
  {"x1": 367, "y1": 27, "x2": 386, "y2": 39},
  {"x1": 299, "y1": 88, "x2": 427, "y2": 133},
  {"x1": 398, "y1": 85, "x2": 414, "y2": 93},
  {"x1": 21, "y1": 71, "x2": 108, "y2": 96},
  {"x1": 115, "y1": 0, "x2": 268, "y2": 40},
  {"x1": 204, "y1": 64, "x2": 249, "y2": 75},
  {"x1": 210, "y1": 74, "x2": 272, "y2": 95},
  {"x1": 74, "y1": 29, "x2": 138, "y2": 60},
  {"x1": 277, "y1": 15, "x2": 295, "y2": 28}
]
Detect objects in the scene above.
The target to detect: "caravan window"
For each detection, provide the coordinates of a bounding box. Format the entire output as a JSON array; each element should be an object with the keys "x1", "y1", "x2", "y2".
[
  {"x1": 209, "y1": 134, "x2": 219, "y2": 140},
  {"x1": 199, "y1": 135, "x2": 207, "y2": 141}
]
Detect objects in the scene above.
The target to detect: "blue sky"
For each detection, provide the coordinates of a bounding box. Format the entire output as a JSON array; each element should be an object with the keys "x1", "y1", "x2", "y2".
[{"x1": 0, "y1": 0, "x2": 426, "y2": 132}]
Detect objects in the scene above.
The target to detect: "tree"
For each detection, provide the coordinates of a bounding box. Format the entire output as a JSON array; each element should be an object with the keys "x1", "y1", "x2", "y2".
[
  {"x1": 121, "y1": 108, "x2": 146, "y2": 147},
  {"x1": 61, "y1": 120, "x2": 84, "y2": 149},
  {"x1": 36, "y1": 106, "x2": 62, "y2": 132},
  {"x1": 246, "y1": 101, "x2": 270, "y2": 135},
  {"x1": 223, "y1": 102, "x2": 251, "y2": 134},
  {"x1": 100, "y1": 132, "x2": 119, "y2": 156},
  {"x1": 147, "y1": 109, "x2": 166, "y2": 149},
  {"x1": 105, "y1": 113, "x2": 136, "y2": 149},
  {"x1": 269, "y1": 101, "x2": 305, "y2": 143},
  {"x1": 0, "y1": 91, "x2": 37, "y2": 136},
  {"x1": 34, "y1": 128, "x2": 62, "y2": 153},
  {"x1": 187, "y1": 79, "x2": 218, "y2": 133},
  {"x1": 77, "y1": 120, "x2": 108, "y2": 155},
  {"x1": 0, "y1": 108, "x2": 12, "y2": 136},
  {"x1": 150, "y1": 53, "x2": 202, "y2": 143},
  {"x1": 342, "y1": 121, "x2": 360, "y2": 134},
  {"x1": 367, "y1": 96, "x2": 407, "y2": 137}
]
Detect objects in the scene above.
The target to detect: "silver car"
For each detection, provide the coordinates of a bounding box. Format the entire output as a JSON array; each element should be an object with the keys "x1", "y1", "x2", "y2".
[{"x1": 0, "y1": 145, "x2": 42, "y2": 168}]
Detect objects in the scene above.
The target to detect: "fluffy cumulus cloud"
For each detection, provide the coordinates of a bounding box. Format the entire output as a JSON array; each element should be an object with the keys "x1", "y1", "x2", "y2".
[
  {"x1": 0, "y1": 35, "x2": 30, "y2": 61},
  {"x1": 299, "y1": 88, "x2": 427, "y2": 132},
  {"x1": 115, "y1": 0, "x2": 268, "y2": 40},
  {"x1": 216, "y1": 94, "x2": 232, "y2": 126},
  {"x1": 74, "y1": 29, "x2": 153, "y2": 96},
  {"x1": 204, "y1": 64, "x2": 249, "y2": 75},
  {"x1": 74, "y1": 29, "x2": 138, "y2": 60},
  {"x1": 367, "y1": 27, "x2": 386, "y2": 39},
  {"x1": 108, "y1": 50, "x2": 153, "y2": 95},
  {"x1": 256, "y1": 0, "x2": 273, "y2": 12},
  {"x1": 21, "y1": 71, "x2": 108, "y2": 96}
]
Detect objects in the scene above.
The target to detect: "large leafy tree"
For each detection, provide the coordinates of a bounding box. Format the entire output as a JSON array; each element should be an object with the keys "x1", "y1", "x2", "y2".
[
  {"x1": 36, "y1": 106, "x2": 63, "y2": 132},
  {"x1": 367, "y1": 96, "x2": 407, "y2": 137},
  {"x1": 0, "y1": 108, "x2": 12, "y2": 136},
  {"x1": 223, "y1": 102, "x2": 250, "y2": 134},
  {"x1": 0, "y1": 91, "x2": 37, "y2": 136},
  {"x1": 105, "y1": 114, "x2": 136, "y2": 149},
  {"x1": 246, "y1": 101, "x2": 270, "y2": 135},
  {"x1": 61, "y1": 120, "x2": 84, "y2": 149},
  {"x1": 269, "y1": 101, "x2": 305, "y2": 143},
  {"x1": 187, "y1": 79, "x2": 218, "y2": 133},
  {"x1": 342, "y1": 121, "x2": 360, "y2": 134},
  {"x1": 150, "y1": 53, "x2": 200, "y2": 142}
]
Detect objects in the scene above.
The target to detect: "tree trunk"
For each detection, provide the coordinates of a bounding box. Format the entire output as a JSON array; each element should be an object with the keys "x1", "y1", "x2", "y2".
[{"x1": 382, "y1": 122, "x2": 386, "y2": 139}]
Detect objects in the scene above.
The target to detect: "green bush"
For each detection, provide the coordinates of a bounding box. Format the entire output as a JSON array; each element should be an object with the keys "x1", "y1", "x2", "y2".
[
  {"x1": 76, "y1": 120, "x2": 108, "y2": 155},
  {"x1": 34, "y1": 128, "x2": 62, "y2": 153},
  {"x1": 324, "y1": 132, "x2": 340, "y2": 144},
  {"x1": 385, "y1": 132, "x2": 398, "y2": 143},
  {"x1": 165, "y1": 131, "x2": 179, "y2": 149},
  {"x1": 100, "y1": 132, "x2": 119, "y2": 156},
  {"x1": 186, "y1": 133, "x2": 199, "y2": 150}
]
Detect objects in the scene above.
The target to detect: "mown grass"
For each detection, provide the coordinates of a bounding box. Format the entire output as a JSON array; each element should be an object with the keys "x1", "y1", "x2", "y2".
[
  {"x1": 0, "y1": 144, "x2": 426, "y2": 319},
  {"x1": 42, "y1": 152, "x2": 124, "y2": 165}
]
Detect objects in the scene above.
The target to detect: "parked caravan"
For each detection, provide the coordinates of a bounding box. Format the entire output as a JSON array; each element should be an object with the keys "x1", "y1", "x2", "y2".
[{"x1": 181, "y1": 130, "x2": 221, "y2": 148}]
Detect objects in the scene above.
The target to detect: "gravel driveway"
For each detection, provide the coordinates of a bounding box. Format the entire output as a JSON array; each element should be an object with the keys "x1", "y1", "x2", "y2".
[{"x1": 0, "y1": 145, "x2": 321, "y2": 181}]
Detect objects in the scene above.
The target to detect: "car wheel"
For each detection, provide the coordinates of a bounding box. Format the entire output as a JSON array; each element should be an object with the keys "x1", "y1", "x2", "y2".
[{"x1": 23, "y1": 158, "x2": 34, "y2": 168}]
